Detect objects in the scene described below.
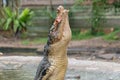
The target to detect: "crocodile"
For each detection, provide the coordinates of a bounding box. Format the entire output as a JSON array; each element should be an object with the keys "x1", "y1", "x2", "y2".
[{"x1": 34, "y1": 6, "x2": 71, "y2": 80}]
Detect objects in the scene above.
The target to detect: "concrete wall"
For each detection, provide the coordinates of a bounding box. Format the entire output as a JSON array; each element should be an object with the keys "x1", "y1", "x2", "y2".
[
  {"x1": 21, "y1": 0, "x2": 74, "y2": 6},
  {"x1": 19, "y1": 0, "x2": 120, "y2": 38}
]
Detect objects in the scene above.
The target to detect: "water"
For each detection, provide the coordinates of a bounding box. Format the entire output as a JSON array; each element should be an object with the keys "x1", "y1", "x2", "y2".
[
  {"x1": 67, "y1": 69, "x2": 120, "y2": 80},
  {"x1": 0, "y1": 56, "x2": 120, "y2": 80},
  {"x1": 0, "y1": 68, "x2": 120, "y2": 80}
]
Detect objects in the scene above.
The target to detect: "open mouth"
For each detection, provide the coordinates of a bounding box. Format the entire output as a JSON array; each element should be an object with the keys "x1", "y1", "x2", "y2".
[
  {"x1": 57, "y1": 6, "x2": 64, "y2": 13},
  {"x1": 57, "y1": 8, "x2": 60, "y2": 13}
]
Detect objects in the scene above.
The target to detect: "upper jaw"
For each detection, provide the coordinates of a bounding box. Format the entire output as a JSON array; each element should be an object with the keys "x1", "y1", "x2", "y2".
[
  {"x1": 57, "y1": 8, "x2": 61, "y2": 13},
  {"x1": 57, "y1": 6, "x2": 64, "y2": 13}
]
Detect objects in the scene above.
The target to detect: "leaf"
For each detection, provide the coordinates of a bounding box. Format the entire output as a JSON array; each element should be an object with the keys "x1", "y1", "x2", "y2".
[
  {"x1": 4, "y1": 18, "x2": 12, "y2": 30},
  {"x1": 20, "y1": 21, "x2": 26, "y2": 27},
  {"x1": 19, "y1": 8, "x2": 33, "y2": 22},
  {"x1": 14, "y1": 20, "x2": 19, "y2": 32},
  {"x1": 4, "y1": 7, "x2": 12, "y2": 17},
  {"x1": 19, "y1": 8, "x2": 30, "y2": 21},
  {"x1": 0, "y1": 18, "x2": 4, "y2": 25}
]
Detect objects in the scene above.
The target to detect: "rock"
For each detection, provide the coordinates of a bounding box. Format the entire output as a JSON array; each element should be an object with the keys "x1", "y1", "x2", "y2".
[
  {"x1": 99, "y1": 50, "x2": 106, "y2": 54},
  {"x1": 1, "y1": 61, "x2": 23, "y2": 70},
  {"x1": 0, "y1": 52, "x2": 3, "y2": 56},
  {"x1": 88, "y1": 56, "x2": 96, "y2": 60},
  {"x1": 66, "y1": 75, "x2": 80, "y2": 79},
  {"x1": 97, "y1": 53, "x2": 117, "y2": 60},
  {"x1": 0, "y1": 63, "x2": 6, "y2": 69}
]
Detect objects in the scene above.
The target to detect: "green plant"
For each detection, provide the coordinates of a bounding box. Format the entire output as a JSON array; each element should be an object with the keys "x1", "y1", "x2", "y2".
[
  {"x1": 73, "y1": 0, "x2": 107, "y2": 35},
  {"x1": 91, "y1": 0, "x2": 106, "y2": 35},
  {"x1": 0, "y1": 9, "x2": 5, "y2": 28},
  {"x1": 72, "y1": 30, "x2": 94, "y2": 40},
  {"x1": 44, "y1": 6, "x2": 56, "y2": 24},
  {"x1": 1, "y1": 7, "x2": 33, "y2": 38},
  {"x1": 103, "y1": 29, "x2": 120, "y2": 40},
  {"x1": 0, "y1": 19, "x2": 4, "y2": 28}
]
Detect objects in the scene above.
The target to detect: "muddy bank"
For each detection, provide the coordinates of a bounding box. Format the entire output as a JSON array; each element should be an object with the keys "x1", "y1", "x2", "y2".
[
  {"x1": 1, "y1": 37, "x2": 120, "y2": 48},
  {"x1": 0, "y1": 46, "x2": 120, "y2": 61},
  {"x1": 0, "y1": 38, "x2": 120, "y2": 61}
]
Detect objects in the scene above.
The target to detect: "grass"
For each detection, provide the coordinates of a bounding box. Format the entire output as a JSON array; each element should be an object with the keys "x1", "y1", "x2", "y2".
[
  {"x1": 72, "y1": 31, "x2": 93, "y2": 40},
  {"x1": 32, "y1": 38, "x2": 47, "y2": 44},
  {"x1": 21, "y1": 29, "x2": 120, "y2": 45},
  {"x1": 72, "y1": 28, "x2": 120, "y2": 41},
  {"x1": 72, "y1": 29, "x2": 105, "y2": 40},
  {"x1": 22, "y1": 37, "x2": 47, "y2": 45},
  {"x1": 103, "y1": 29, "x2": 120, "y2": 41}
]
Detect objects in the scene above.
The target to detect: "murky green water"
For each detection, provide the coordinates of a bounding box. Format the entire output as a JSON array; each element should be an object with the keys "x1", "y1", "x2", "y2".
[
  {"x1": 0, "y1": 56, "x2": 120, "y2": 80},
  {"x1": 0, "y1": 69, "x2": 120, "y2": 80}
]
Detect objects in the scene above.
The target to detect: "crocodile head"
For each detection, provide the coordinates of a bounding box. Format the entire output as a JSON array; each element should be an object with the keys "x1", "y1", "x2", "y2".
[{"x1": 48, "y1": 6, "x2": 71, "y2": 44}]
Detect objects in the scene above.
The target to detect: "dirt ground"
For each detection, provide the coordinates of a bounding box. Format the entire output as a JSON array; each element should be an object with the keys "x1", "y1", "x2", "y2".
[{"x1": 0, "y1": 36, "x2": 120, "y2": 48}]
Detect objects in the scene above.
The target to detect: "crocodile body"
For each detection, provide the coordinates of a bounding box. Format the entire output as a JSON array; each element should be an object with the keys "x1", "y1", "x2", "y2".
[{"x1": 34, "y1": 6, "x2": 71, "y2": 80}]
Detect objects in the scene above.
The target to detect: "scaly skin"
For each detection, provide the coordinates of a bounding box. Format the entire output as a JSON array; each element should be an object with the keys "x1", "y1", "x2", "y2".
[{"x1": 34, "y1": 6, "x2": 71, "y2": 80}]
